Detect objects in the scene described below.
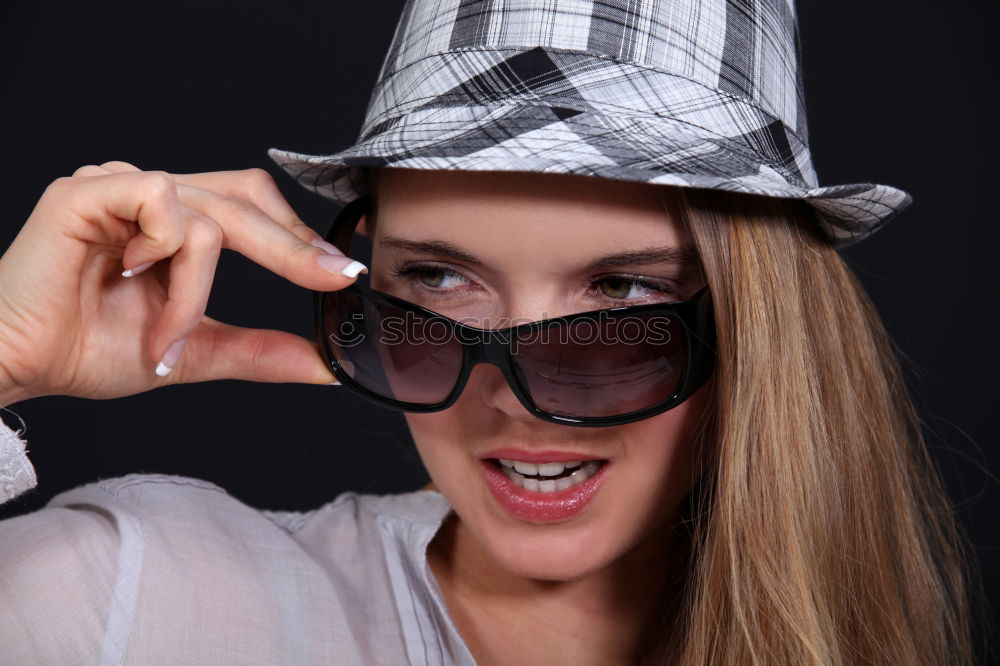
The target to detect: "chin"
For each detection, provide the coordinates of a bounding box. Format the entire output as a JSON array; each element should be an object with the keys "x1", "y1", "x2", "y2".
[{"x1": 476, "y1": 522, "x2": 626, "y2": 581}]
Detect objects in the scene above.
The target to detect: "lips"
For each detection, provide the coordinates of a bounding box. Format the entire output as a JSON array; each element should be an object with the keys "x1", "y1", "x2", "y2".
[
  {"x1": 478, "y1": 448, "x2": 607, "y2": 464},
  {"x1": 477, "y1": 449, "x2": 611, "y2": 523}
]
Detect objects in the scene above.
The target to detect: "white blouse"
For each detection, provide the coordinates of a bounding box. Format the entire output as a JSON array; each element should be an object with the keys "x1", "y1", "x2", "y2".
[{"x1": 0, "y1": 414, "x2": 476, "y2": 665}]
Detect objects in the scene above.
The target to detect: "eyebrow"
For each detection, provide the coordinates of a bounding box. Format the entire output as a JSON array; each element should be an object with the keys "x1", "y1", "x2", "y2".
[
  {"x1": 584, "y1": 247, "x2": 697, "y2": 270},
  {"x1": 378, "y1": 235, "x2": 696, "y2": 269},
  {"x1": 378, "y1": 236, "x2": 481, "y2": 264}
]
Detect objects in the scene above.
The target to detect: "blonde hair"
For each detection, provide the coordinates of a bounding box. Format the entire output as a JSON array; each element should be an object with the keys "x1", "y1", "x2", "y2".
[{"x1": 650, "y1": 187, "x2": 982, "y2": 665}]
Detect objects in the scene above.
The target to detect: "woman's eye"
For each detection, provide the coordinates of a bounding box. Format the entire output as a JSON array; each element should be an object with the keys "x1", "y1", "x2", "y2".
[
  {"x1": 594, "y1": 276, "x2": 672, "y2": 300},
  {"x1": 395, "y1": 265, "x2": 470, "y2": 290}
]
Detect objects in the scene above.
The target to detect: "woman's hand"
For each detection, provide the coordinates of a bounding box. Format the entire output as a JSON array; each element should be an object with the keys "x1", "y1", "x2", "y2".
[{"x1": 0, "y1": 161, "x2": 364, "y2": 405}]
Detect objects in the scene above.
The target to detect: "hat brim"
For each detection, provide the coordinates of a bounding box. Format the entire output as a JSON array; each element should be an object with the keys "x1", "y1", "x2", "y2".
[{"x1": 269, "y1": 104, "x2": 910, "y2": 247}]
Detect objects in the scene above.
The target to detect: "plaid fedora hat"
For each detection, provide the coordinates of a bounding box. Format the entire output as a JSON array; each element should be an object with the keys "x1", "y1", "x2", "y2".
[{"x1": 269, "y1": 0, "x2": 911, "y2": 246}]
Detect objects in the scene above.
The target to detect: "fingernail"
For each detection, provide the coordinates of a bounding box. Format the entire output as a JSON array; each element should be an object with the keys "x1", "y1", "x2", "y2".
[
  {"x1": 315, "y1": 254, "x2": 368, "y2": 278},
  {"x1": 310, "y1": 238, "x2": 341, "y2": 255},
  {"x1": 311, "y1": 238, "x2": 369, "y2": 277},
  {"x1": 327, "y1": 380, "x2": 341, "y2": 385},
  {"x1": 122, "y1": 260, "x2": 155, "y2": 278},
  {"x1": 155, "y1": 337, "x2": 187, "y2": 377}
]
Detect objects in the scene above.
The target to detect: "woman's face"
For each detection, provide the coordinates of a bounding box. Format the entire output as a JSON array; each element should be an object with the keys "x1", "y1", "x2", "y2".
[{"x1": 370, "y1": 168, "x2": 710, "y2": 581}]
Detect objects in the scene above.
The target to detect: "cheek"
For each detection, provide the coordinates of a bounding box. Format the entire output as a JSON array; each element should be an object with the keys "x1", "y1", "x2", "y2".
[
  {"x1": 649, "y1": 382, "x2": 711, "y2": 473},
  {"x1": 614, "y1": 387, "x2": 711, "y2": 530},
  {"x1": 404, "y1": 409, "x2": 468, "y2": 490},
  {"x1": 585, "y1": 385, "x2": 710, "y2": 545}
]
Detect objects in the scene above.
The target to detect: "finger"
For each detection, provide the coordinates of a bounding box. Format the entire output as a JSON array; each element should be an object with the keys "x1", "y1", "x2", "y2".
[
  {"x1": 71, "y1": 164, "x2": 113, "y2": 178},
  {"x1": 38, "y1": 171, "x2": 186, "y2": 270},
  {"x1": 139, "y1": 208, "x2": 223, "y2": 367},
  {"x1": 177, "y1": 183, "x2": 367, "y2": 291},
  {"x1": 166, "y1": 317, "x2": 338, "y2": 385},
  {"x1": 99, "y1": 161, "x2": 141, "y2": 173},
  {"x1": 172, "y1": 168, "x2": 320, "y2": 244}
]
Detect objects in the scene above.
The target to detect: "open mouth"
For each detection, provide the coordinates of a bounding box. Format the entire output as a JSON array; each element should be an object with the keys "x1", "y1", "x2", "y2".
[{"x1": 489, "y1": 458, "x2": 607, "y2": 493}]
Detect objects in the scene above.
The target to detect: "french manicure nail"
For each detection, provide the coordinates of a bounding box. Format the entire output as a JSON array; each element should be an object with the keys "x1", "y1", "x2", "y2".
[
  {"x1": 311, "y1": 238, "x2": 369, "y2": 277},
  {"x1": 122, "y1": 260, "x2": 155, "y2": 278},
  {"x1": 155, "y1": 337, "x2": 187, "y2": 377},
  {"x1": 327, "y1": 380, "x2": 341, "y2": 386},
  {"x1": 310, "y1": 238, "x2": 341, "y2": 255},
  {"x1": 340, "y1": 260, "x2": 368, "y2": 278},
  {"x1": 315, "y1": 253, "x2": 368, "y2": 278}
]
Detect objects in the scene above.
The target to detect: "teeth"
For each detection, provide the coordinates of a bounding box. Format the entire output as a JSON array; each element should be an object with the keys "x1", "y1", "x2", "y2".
[
  {"x1": 500, "y1": 459, "x2": 583, "y2": 477},
  {"x1": 500, "y1": 460, "x2": 604, "y2": 493},
  {"x1": 537, "y1": 461, "x2": 580, "y2": 476},
  {"x1": 512, "y1": 461, "x2": 538, "y2": 476}
]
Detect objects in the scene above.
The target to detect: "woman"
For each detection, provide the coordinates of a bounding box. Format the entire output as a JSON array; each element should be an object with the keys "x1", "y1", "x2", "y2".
[{"x1": 0, "y1": 0, "x2": 983, "y2": 664}]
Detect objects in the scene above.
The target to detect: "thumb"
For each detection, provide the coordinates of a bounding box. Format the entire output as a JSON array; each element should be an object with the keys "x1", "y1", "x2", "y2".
[{"x1": 172, "y1": 318, "x2": 338, "y2": 385}]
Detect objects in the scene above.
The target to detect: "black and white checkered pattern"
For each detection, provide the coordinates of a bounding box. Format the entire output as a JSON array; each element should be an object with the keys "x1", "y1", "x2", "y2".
[{"x1": 269, "y1": 0, "x2": 911, "y2": 246}]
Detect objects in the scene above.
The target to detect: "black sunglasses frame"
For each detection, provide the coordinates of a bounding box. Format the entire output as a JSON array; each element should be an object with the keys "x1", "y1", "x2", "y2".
[{"x1": 313, "y1": 196, "x2": 717, "y2": 427}]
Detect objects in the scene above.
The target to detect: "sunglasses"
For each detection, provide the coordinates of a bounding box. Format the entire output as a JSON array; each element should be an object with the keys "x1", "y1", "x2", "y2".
[{"x1": 314, "y1": 196, "x2": 717, "y2": 427}]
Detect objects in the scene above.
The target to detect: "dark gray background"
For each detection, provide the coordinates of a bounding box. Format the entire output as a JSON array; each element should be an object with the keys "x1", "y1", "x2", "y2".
[{"x1": 1, "y1": 0, "x2": 996, "y2": 654}]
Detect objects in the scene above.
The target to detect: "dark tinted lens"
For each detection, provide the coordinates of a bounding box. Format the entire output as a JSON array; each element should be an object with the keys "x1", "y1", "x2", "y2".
[
  {"x1": 511, "y1": 310, "x2": 685, "y2": 418},
  {"x1": 323, "y1": 289, "x2": 463, "y2": 405}
]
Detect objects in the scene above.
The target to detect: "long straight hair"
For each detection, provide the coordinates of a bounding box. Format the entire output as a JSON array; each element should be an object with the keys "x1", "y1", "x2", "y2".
[{"x1": 651, "y1": 187, "x2": 983, "y2": 665}]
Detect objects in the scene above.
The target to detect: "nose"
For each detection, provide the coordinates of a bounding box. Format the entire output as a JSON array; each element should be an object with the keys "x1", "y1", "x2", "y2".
[{"x1": 463, "y1": 362, "x2": 538, "y2": 424}]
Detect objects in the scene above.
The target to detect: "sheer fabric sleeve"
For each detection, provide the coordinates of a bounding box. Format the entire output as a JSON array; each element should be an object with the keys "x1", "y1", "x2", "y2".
[
  {"x1": 0, "y1": 413, "x2": 108, "y2": 660},
  {"x1": 0, "y1": 412, "x2": 412, "y2": 663},
  {"x1": 0, "y1": 494, "x2": 117, "y2": 662},
  {"x1": 0, "y1": 471, "x2": 356, "y2": 663}
]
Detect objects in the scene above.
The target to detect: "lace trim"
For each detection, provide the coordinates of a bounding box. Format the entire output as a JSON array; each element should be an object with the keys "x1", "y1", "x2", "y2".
[{"x1": 0, "y1": 408, "x2": 37, "y2": 503}]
